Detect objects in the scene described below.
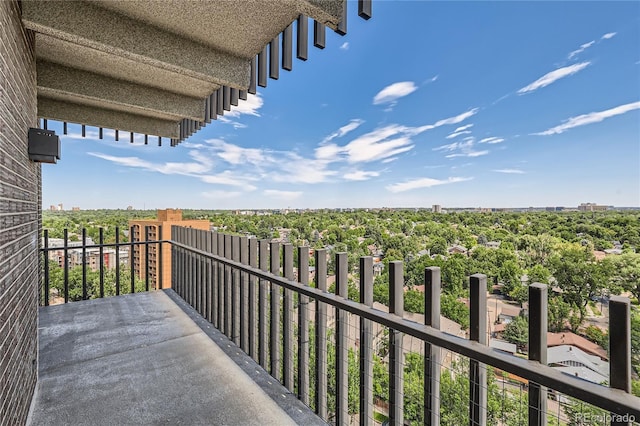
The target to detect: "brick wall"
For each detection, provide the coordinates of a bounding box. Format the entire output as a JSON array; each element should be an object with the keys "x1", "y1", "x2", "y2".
[{"x1": 0, "y1": 1, "x2": 41, "y2": 425}]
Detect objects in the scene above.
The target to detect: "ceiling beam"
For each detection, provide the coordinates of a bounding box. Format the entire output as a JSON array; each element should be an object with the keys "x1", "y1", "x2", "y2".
[
  {"x1": 22, "y1": 0, "x2": 250, "y2": 89},
  {"x1": 38, "y1": 97, "x2": 180, "y2": 139},
  {"x1": 37, "y1": 61, "x2": 205, "y2": 121}
]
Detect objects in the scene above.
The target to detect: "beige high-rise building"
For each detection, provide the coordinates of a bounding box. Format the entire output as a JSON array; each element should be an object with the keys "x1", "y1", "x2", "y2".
[{"x1": 129, "y1": 209, "x2": 210, "y2": 290}]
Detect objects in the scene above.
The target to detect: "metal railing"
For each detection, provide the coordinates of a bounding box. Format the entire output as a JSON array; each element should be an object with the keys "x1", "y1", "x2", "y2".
[
  {"x1": 171, "y1": 227, "x2": 640, "y2": 425},
  {"x1": 39, "y1": 225, "x2": 639, "y2": 423},
  {"x1": 40, "y1": 226, "x2": 165, "y2": 305}
]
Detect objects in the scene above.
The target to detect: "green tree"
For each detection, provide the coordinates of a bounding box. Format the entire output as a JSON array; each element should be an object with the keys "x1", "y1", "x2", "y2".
[
  {"x1": 604, "y1": 252, "x2": 640, "y2": 300},
  {"x1": 503, "y1": 315, "x2": 528, "y2": 349},
  {"x1": 548, "y1": 295, "x2": 571, "y2": 332},
  {"x1": 440, "y1": 293, "x2": 470, "y2": 330},
  {"x1": 527, "y1": 264, "x2": 551, "y2": 285},
  {"x1": 549, "y1": 246, "x2": 609, "y2": 327},
  {"x1": 499, "y1": 259, "x2": 522, "y2": 296}
]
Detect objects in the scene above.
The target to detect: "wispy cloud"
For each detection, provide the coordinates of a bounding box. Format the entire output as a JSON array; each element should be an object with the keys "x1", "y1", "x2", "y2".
[
  {"x1": 216, "y1": 93, "x2": 264, "y2": 128},
  {"x1": 321, "y1": 119, "x2": 365, "y2": 144},
  {"x1": 223, "y1": 93, "x2": 263, "y2": 118},
  {"x1": 568, "y1": 41, "x2": 595, "y2": 59},
  {"x1": 386, "y1": 176, "x2": 472, "y2": 193},
  {"x1": 446, "y1": 130, "x2": 472, "y2": 139},
  {"x1": 479, "y1": 137, "x2": 505, "y2": 144},
  {"x1": 87, "y1": 151, "x2": 258, "y2": 190},
  {"x1": 263, "y1": 190, "x2": 302, "y2": 201},
  {"x1": 601, "y1": 32, "x2": 616, "y2": 40},
  {"x1": 517, "y1": 62, "x2": 590, "y2": 94},
  {"x1": 344, "y1": 170, "x2": 380, "y2": 181},
  {"x1": 446, "y1": 150, "x2": 489, "y2": 158},
  {"x1": 493, "y1": 169, "x2": 525, "y2": 174},
  {"x1": 534, "y1": 101, "x2": 640, "y2": 135},
  {"x1": 453, "y1": 124, "x2": 473, "y2": 133},
  {"x1": 340, "y1": 42, "x2": 350, "y2": 50},
  {"x1": 373, "y1": 81, "x2": 418, "y2": 105},
  {"x1": 317, "y1": 107, "x2": 479, "y2": 164}
]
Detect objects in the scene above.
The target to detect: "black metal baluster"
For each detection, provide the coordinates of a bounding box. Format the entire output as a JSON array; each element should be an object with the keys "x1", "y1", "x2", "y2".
[
  {"x1": 249, "y1": 238, "x2": 258, "y2": 360},
  {"x1": 270, "y1": 241, "x2": 281, "y2": 380},
  {"x1": 82, "y1": 228, "x2": 87, "y2": 300},
  {"x1": 240, "y1": 236, "x2": 249, "y2": 352},
  {"x1": 232, "y1": 235, "x2": 240, "y2": 346},
  {"x1": 469, "y1": 274, "x2": 488, "y2": 426},
  {"x1": 298, "y1": 246, "x2": 310, "y2": 405},
  {"x1": 43, "y1": 229, "x2": 50, "y2": 306},
  {"x1": 99, "y1": 228, "x2": 104, "y2": 298},
  {"x1": 389, "y1": 261, "x2": 404, "y2": 425},
  {"x1": 335, "y1": 252, "x2": 349, "y2": 425},
  {"x1": 359, "y1": 256, "x2": 374, "y2": 426},
  {"x1": 425, "y1": 267, "x2": 442, "y2": 425},
  {"x1": 529, "y1": 283, "x2": 548, "y2": 426},
  {"x1": 259, "y1": 239, "x2": 269, "y2": 369},
  {"x1": 144, "y1": 226, "x2": 150, "y2": 292},
  {"x1": 315, "y1": 248, "x2": 328, "y2": 419},
  {"x1": 130, "y1": 225, "x2": 135, "y2": 293},
  {"x1": 158, "y1": 225, "x2": 163, "y2": 290},
  {"x1": 63, "y1": 228, "x2": 69, "y2": 303},
  {"x1": 283, "y1": 244, "x2": 294, "y2": 392},
  {"x1": 115, "y1": 227, "x2": 120, "y2": 296}
]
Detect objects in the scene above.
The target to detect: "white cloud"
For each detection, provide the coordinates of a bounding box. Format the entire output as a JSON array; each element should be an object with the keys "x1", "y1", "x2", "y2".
[
  {"x1": 204, "y1": 138, "x2": 268, "y2": 165},
  {"x1": 601, "y1": 32, "x2": 616, "y2": 40},
  {"x1": 434, "y1": 140, "x2": 474, "y2": 152},
  {"x1": 345, "y1": 134, "x2": 414, "y2": 163},
  {"x1": 568, "y1": 41, "x2": 595, "y2": 59},
  {"x1": 340, "y1": 42, "x2": 349, "y2": 50},
  {"x1": 534, "y1": 101, "x2": 640, "y2": 135},
  {"x1": 479, "y1": 137, "x2": 505, "y2": 144},
  {"x1": 386, "y1": 176, "x2": 472, "y2": 193},
  {"x1": 202, "y1": 190, "x2": 242, "y2": 199},
  {"x1": 224, "y1": 93, "x2": 263, "y2": 118},
  {"x1": 453, "y1": 124, "x2": 473, "y2": 133},
  {"x1": 344, "y1": 170, "x2": 380, "y2": 181},
  {"x1": 431, "y1": 108, "x2": 479, "y2": 127},
  {"x1": 321, "y1": 119, "x2": 365, "y2": 144},
  {"x1": 373, "y1": 81, "x2": 418, "y2": 105},
  {"x1": 517, "y1": 62, "x2": 590, "y2": 94},
  {"x1": 264, "y1": 190, "x2": 303, "y2": 201},
  {"x1": 445, "y1": 150, "x2": 489, "y2": 158},
  {"x1": 493, "y1": 169, "x2": 525, "y2": 174},
  {"x1": 446, "y1": 130, "x2": 472, "y2": 139},
  {"x1": 315, "y1": 143, "x2": 343, "y2": 161}
]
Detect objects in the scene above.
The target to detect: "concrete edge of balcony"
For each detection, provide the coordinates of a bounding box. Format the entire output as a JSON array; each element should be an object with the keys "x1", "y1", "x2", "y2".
[{"x1": 28, "y1": 290, "x2": 327, "y2": 426}]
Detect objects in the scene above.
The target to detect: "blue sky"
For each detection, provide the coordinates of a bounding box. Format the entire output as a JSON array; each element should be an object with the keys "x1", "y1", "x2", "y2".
[{"x1": 43, "y1": 1, "x2": 640, "y2": 210}]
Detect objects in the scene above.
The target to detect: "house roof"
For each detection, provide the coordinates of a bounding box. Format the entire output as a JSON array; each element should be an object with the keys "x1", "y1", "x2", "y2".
[
  {"x1": 548, "y1": 345, "x2": 609, "y2": 384},
  {"x1": 23, "y1": 0, "x2": 370, "y2": 145},
  {"x1": 499, "y1": 304, "x2": 522, "y2": 318},
  {"x1": 547, "y1": 332, "x2": 608, "y2": 361}
]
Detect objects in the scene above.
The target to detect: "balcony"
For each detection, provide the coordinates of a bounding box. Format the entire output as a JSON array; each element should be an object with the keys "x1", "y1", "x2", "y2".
[
  {"x1": 30, "y1": 290, "x2": 323, "y2": 425},
  {"x1": 34, "y1": 225, "x2": 640, "y2": 425}
]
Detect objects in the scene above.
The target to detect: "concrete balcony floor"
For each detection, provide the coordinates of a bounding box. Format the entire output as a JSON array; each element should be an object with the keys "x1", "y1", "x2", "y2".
[{"x1": 28, "y1": 290, "x2": 325, "y2": 426}]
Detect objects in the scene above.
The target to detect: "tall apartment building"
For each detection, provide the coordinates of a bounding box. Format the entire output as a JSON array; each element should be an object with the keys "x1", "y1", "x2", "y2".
[{"x1": 129, "y1": 209, "x2": 209, "y2": 290}]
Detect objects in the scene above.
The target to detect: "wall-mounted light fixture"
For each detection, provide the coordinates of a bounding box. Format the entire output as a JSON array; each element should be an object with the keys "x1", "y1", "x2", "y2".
[{"x1": 28, "y1": 128, "x2": 60, "y2": 163}]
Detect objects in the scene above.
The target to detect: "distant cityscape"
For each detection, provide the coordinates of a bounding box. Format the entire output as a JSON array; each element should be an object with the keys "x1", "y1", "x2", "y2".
[{"x1": 47, "y1": 202, "x2": 639, "y2": 214}]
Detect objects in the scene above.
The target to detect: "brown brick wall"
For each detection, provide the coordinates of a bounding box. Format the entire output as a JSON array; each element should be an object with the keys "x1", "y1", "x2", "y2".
[{"x1": 0, "y1": 1, "x2": 41, "y2": 425}]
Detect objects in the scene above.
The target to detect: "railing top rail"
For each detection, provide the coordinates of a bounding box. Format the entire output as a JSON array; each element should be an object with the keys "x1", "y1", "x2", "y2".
[
  {"x1": 40, "y1": 239, "x2": 170, "y2": 252},
  {"x1": 170, "y1": 238, "x2": 640, "y2": 418}
]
